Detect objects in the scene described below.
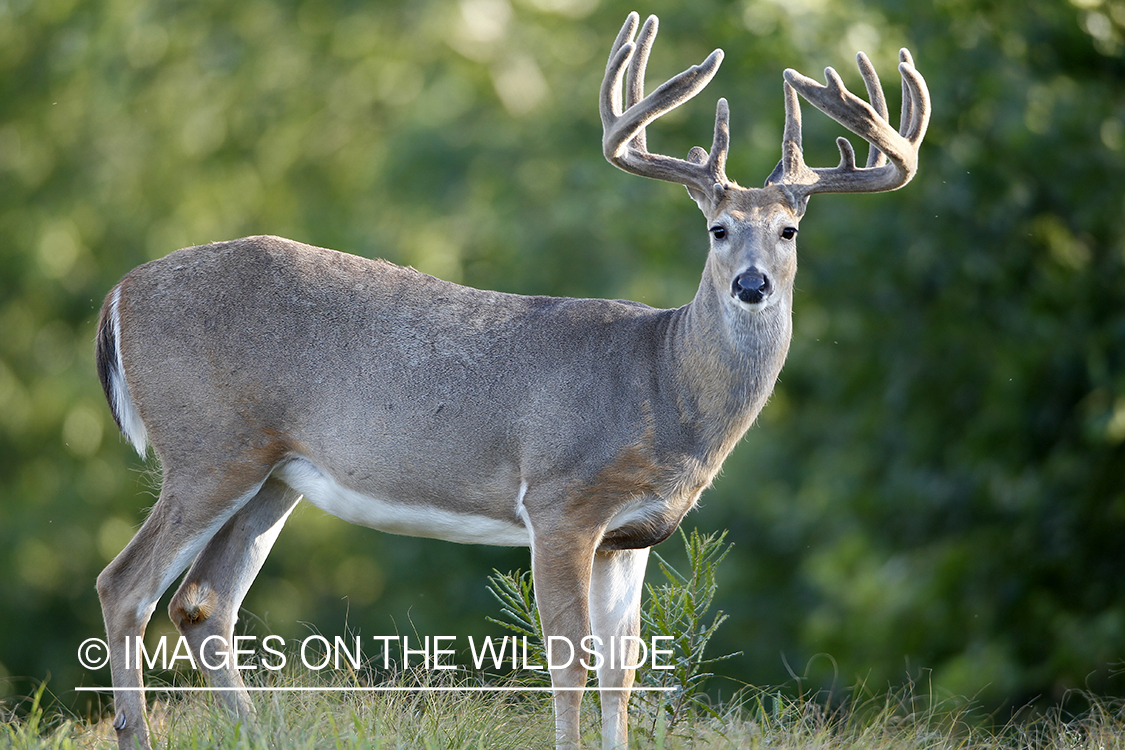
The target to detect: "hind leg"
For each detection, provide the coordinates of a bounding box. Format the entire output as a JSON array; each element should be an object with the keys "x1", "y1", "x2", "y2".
[
  {"x1": 168, "y1": 477, "x2": 301, "y2": 717},
  {"x1": 96, "y1": 468, "x2": 269, "y2": 750}
]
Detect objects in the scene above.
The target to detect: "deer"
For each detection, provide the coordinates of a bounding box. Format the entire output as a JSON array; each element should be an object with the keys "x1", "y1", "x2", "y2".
[{"x1": 93, "y1": 11, "x2": 929, "y2": 750}]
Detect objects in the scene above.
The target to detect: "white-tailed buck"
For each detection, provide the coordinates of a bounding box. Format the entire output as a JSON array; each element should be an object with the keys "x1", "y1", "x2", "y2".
[{"x1": 94, "y1": 11, "x2": 929, "y2": 750}]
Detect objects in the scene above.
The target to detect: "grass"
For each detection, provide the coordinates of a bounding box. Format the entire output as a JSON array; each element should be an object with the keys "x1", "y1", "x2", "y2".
[
  {"x1": 8, "y1": 533, "x2": 1122, "y2": 748},
  {"x1": 4, "y1": 669, "x2": 556, "y2": 749},
  {"x1": 5, "y1": 673, "x2": 1125, "y2": 749}
]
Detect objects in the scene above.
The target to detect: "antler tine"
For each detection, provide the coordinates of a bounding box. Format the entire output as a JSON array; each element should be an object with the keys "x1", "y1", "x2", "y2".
[
  {"x1": 709, "y1": 97, "x2": 731, "y2": 179},
  {"x1": 778, "y1": 79, "x2": 803, "y2": 178},
  {"x1": 898, "y1": 50, "x2": 930, "y2": 146},
  {"x1": 776, "y1": 49, "x2": 930, "y2": 198},
  {"x1": 600, "y1": 13, "x2": 728, "y2": 198},
  {"x1": 625, "y1": 16, "x2": 657, "y2": 109},
  {"x1": 855, "y1": 52, "x2": 888, "y2": 168},
  {"x1": 600, "y1": 12, "x2": 639, "y2": 126},
  {"x1": 899, "y1": 49, "x2": 914, "y2": 137},
  {"x1": 622, "y1": 14, "x2": 658, "y2": 153}
]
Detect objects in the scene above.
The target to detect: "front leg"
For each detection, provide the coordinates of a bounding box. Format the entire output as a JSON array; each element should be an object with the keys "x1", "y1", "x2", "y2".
[
  {"x1": 590, "y1": 547, "x2": 650, "y2": 750},
  {"x1": 529, "y1": 526, "x2": 600, "y2": 750}
]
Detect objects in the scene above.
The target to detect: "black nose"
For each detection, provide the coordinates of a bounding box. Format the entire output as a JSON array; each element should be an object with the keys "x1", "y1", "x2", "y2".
[{"x1": 732, "y1": 271, "x2": 770, "y2": 304}]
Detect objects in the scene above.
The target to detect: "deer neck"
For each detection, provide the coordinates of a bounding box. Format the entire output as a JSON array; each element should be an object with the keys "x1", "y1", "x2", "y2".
[{"x1": 666, "y1": 264, "x2": 793, "y2": 459}]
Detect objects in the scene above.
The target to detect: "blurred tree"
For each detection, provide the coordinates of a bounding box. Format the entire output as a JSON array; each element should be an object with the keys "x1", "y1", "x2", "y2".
[
  {"x1": 0, "y1": 0, "x2": 1122, "y2": 722},
  {"x1": 706, "y1": 0, "x2": 1125, "y2": 710}
]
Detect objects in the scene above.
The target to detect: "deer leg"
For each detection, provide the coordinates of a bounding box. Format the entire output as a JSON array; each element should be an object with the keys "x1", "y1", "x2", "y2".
[
  {"x1": 96, "y1": 468, "x2": 268, "y2": 750},
  {"x1": 168, "y1": 477, "x2": 300, "y2": 718},
  {"x1": 590, "y1": 547, "x2": 650, "y2": 750},
  {"x1": 529, "y1": 525, "x2": 599, "y2": 750}
]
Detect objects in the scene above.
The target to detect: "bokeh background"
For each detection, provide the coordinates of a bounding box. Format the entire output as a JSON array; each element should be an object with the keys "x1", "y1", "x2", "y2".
[{"x1": 1, "y1": 0, "x2": 1123, "y2": 721}]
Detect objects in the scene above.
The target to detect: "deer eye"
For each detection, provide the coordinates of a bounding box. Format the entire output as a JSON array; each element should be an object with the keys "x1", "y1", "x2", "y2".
[
  {"x1": 780, "y1": 227, "x2": 798, "y2": 240},
  {"x1": 709, "y1": 225, "x2": 727, "y2": 240}
]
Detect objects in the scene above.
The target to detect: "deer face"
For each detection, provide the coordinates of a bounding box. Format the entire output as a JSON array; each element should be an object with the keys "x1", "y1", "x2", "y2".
[
  {"x1": 601, "y1": 12, "x2": 928, "y2": 323},
  {"x1": 702, "y1": 186, "x2": 801, "y2": 314}
]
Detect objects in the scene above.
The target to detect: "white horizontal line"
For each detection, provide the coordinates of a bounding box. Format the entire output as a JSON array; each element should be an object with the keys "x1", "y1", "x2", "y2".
[{"x1": 74, "y1": 686, "x2": 675, "y2": 693}]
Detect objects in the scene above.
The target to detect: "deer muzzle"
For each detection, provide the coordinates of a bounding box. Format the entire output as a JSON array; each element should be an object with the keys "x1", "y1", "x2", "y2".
[{"x1": 732, "y1": 270, "x2": 770, "y2": 305}]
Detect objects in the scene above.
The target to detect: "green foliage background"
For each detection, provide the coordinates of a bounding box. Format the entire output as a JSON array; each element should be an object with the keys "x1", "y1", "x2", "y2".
[{"x1": 1, "y1": 0, "x2": 1123, "y2": 719}]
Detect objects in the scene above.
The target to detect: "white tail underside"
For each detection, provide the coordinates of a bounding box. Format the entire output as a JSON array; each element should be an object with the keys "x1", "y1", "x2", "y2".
[{"x1": 106, "y1": 287, "x2": 150, "y2": 456}]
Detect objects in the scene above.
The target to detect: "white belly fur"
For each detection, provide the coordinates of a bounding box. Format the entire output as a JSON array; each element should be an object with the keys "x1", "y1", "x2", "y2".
[{"x1": 274, "y1": 457, "x2": 530, "y2": 546}]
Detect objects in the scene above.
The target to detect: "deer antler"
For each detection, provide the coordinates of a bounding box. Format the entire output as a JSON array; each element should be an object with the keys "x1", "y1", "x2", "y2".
[
  {"x1": 773, "y1": 49, "x2": 930, "y2": 197},
  {"x1": 600, "y1": 12, "x2": 729, "y2": 201}
]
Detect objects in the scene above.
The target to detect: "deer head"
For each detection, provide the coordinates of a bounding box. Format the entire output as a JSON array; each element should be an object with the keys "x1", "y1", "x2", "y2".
[{"x1": 600, "y1": 12, "x2": 930, "y2": 317}]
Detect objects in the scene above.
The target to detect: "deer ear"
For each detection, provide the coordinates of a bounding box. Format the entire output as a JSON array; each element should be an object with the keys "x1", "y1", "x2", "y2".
[
  {"x1": 780, "y1": 184, "x2": 810, "y2": 218},
  {"x1": 684, "y1": 147, "x2": 723, "y2": 212},
  {"x1": 764, "y1": 158, "x2": 785, "y2": 186},
  {"x1": 685, "y1": 183, "x2": 707, "y2": 211},
  {"x1": 686, "y1": 180, "x2": 726, "y2": 214},
  {"x1": 764, "y1": 163, "x2": 810, "y2": 217}
]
